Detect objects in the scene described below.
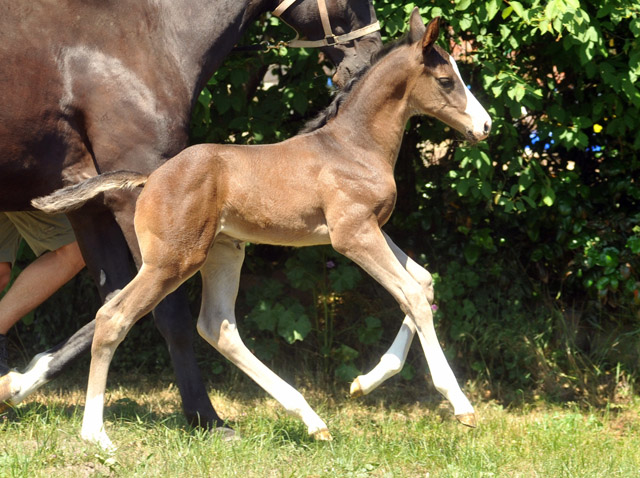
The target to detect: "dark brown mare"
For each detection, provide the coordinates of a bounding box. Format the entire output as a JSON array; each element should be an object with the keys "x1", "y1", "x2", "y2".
[
  {"x1": 0, "y1": 0, "x2": 381, "y2": 431},
  {"x1": 33, "y1": 9, "x2": 491, "y2": 449}
]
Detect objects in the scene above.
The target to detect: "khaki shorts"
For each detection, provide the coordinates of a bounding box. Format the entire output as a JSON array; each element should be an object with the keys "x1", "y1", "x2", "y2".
[{"x1": 0, "y1": 211, "x2": 77, "y2": 265}]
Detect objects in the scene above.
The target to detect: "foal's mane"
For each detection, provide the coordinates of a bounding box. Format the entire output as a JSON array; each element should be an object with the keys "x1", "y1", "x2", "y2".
[{"x1": 300, "y1": 34, "x2": 413, "y2": 134}]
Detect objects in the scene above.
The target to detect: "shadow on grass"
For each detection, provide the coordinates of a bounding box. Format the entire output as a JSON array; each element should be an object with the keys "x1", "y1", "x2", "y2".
[{"x1": 1, "y1": 395, "x2": 241, "y2": 441}]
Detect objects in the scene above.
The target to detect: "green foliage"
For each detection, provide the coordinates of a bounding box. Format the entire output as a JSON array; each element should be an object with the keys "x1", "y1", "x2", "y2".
[
  {"x1": 189, "y1": 15, "x2": 333, "y2": 145},
  {"x1": 242, "y1": 246, "x2": 370, "y2": 381}
]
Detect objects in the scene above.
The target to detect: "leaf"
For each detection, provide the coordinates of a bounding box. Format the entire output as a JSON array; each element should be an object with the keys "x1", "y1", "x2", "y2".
[
  {"x1": 229, "y1": 68, "x2": 249, "y2": 87},
  {"x1": 212, "y1": 92, "x2": 231, "y2": 114},
  {"x1": 250, "y1": 301, "x2": 283, "y2": 332},
  {"x1": 458, "y1": 15, "x2": 473, "y2": 31},
  {"x1": 291, "y1": 91, "x2": 308, "y2": 115},
  {"x1": 627, "y1": 236, "x2": 640, "y2": 254},
  {"x1": 400, "y1": 363, "x2": 415, "y2": 381},
  {"x1": 358, "y1": 316, "x2": 383, "y2": 345},
  {"x1": 329, "y1": 264, "x2": 362, "y2": 292},
  {"x1": 464, "y1": 243, "x2": 481, "y2": 265},
  {"x1": 335, "y1": 363, "x2": 360, "y2": 382},
  {"x1": 510, "y1": 1, "x2": 525, "y2": 18},
  {"x1": 334, "y1": 344, "x2": 359, "y2": 362},
  {"x1": 486, "y1": 0, "x2": 501, "y2": 21},
  {"x1": 277, "y1": 303, "x2": 311, "y2": 344},
  {"x1": 542, "y1": 188, "x2": 556, "y2": 207}
]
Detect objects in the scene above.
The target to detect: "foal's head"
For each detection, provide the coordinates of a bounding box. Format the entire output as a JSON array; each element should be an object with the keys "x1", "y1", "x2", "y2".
[{"x1": 407, "y1": 11, "x2": 491, "y2": 143}]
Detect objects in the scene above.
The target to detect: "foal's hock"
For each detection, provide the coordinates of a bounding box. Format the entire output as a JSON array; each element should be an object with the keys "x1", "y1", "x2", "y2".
[{"x1": 33, "y1": 9, "x2": 491, "y2": 450}]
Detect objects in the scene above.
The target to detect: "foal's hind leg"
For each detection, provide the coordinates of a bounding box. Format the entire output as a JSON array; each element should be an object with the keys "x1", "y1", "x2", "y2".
[
  {"x1": 331, "y1": 222, "x2": 475, "y2": 426},
  {"x1": 196, "y1": 237, "x2": 331, "y2": 440},
  {"x1": 81, "y1": 265, "x2": 182, "y2": 450},
  {"x1": 351, "y1": 233, "x2": 428, "y2": 397},
  {"x1": 107, "y1": 192, "x2": 223, "y2": 430}
]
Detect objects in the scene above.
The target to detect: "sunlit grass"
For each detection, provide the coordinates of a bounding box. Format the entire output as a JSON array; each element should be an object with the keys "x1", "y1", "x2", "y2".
[{"x1": 1, "y1": 375, "x2": 639, "y2": 477}]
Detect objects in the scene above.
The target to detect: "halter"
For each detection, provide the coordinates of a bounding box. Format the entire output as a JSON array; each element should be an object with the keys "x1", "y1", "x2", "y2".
[{"x1": 273, "y1": 0, "x2": 381, "y2": 49}]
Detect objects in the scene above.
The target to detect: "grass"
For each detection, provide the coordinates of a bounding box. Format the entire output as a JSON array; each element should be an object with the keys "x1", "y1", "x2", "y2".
[{"x1": 1, "y1": 374, "x2": 639, "y2": 477}]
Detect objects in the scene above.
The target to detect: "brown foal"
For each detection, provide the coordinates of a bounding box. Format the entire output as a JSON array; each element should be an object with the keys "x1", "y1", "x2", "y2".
[{"x1": 34, "y1": 9, "x2": 491, "y2": 450}]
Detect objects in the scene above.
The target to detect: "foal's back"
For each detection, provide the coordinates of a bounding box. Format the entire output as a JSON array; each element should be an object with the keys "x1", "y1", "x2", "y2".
[{"x1": 136, "y1": 138, "x2": 339, "y2": 250}]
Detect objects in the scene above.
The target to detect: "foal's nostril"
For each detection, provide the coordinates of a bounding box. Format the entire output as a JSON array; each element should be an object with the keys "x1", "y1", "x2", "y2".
[{"x1": 483, "y1": 121, "x2": 491, "y2": 135}]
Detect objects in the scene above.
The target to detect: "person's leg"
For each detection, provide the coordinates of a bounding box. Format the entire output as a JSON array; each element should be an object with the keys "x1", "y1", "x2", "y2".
[
  {"x1": 0, "y1": 213, "x2": 21, "y2": 375},
  {"x1": 0, "y1": 241, "x2": 85, "y2": 335}
]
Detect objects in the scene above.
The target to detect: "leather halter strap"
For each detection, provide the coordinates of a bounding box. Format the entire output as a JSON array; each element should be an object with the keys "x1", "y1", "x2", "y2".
[{"x1": 273, "y1": 0, "x2": 380, "y2": 48}]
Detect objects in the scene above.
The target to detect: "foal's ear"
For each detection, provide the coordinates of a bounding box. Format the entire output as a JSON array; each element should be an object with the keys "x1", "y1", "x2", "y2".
[
  {"x1": 408, "y1": 7, "x2": 426, "y2": 43},
  {"x1": 421, "y1": 17, "x2": 441, "y2": 52}
]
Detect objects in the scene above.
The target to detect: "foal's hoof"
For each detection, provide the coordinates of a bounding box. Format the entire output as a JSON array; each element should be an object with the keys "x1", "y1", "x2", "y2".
[
  {"x1": 311, "y1": 428, "x2": 333, "y2": 441},
  {"x1": 82, "y1": 430, "x2": 117, "y2": 453},
  {"x1": 455, "y1": 412, "x2": 477, "y2": 428},
  {"x1": 213, "y1": 426, "x2": 240, "y2": 442},
  {"x1": 349, "y1": 377, "x2": 364, "y2": 398}
]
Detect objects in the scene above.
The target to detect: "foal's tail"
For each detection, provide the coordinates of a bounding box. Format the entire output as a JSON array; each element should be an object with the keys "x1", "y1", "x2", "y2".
[{"x1": 31, "y1": 171, "x2": 148, "y2": 214}]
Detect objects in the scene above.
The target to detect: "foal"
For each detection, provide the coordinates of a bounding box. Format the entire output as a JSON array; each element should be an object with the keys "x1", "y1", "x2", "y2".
[{"x1": 33, "y1": 9, "x2": 491, "y2": 450}]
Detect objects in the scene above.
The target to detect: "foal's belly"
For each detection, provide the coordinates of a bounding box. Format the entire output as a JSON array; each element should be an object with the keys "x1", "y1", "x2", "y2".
[{"x1": 216, "y1": 215, "x2": 331, "y2": 248}]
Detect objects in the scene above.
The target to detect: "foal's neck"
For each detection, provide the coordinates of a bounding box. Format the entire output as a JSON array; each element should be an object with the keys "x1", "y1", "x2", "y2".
[{"x1": 328, "y1": 47, "x2": 415, "y2": 168}]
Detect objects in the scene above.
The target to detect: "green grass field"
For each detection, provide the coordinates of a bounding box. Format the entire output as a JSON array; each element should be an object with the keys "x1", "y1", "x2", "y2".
[{"x1": 1, "y1": 375, "x2": 639, "y2": 477}]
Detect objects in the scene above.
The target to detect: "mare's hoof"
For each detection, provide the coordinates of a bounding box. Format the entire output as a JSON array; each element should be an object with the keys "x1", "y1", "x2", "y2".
[
  {"x1": 311, "y1": 428, "x2": 333, "y2": 441},
  {"x1": 0, "y1": 372, "x2": 18, "y2": 411},
  {"x1": 349, "y1": 377, "x2": 364, "y2": 398},
  {"x1": 455, "y1": 412, "x2": 477, "y2": 428},
  {"x1": 213, "y1": 426, "x2": 240, "y2": 442}
]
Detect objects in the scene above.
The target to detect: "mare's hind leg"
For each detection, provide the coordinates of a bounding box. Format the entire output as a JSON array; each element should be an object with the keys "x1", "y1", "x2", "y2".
[
  {"x1": 331, "y1": 222, "x2": 475, "y2": 426},
  {"x1": 351, "y1": 232, "x2": 429, "y2": 397},
  {"x1": 196, "y1": 237, "x2": 331, "y2": 440},
  {"x1": 81, "y1": 264, "x2": 183, "y2": 450}
]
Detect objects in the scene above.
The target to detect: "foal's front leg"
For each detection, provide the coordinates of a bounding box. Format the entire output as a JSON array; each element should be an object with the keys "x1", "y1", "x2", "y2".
[
  {"x1": 350, "y1": 315, "x2": 416, "y2": 398},
  {"x1": 196, "y1": 238, "x2": 331, "y2": 440},
  {"x1": 332, "y1": 222, "x2": 475, "y2": 426},
  {"x1": 351, "y1": 233, "x2": 426, "y2": 398}
]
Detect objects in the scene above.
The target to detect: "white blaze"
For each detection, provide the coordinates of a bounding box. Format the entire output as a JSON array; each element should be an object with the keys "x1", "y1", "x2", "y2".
[{"x1": 449, "y1": 54, "x2": 492, "y2": 140}]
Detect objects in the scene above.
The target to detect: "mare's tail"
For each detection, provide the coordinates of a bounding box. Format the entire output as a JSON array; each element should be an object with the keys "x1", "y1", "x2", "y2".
[{"x1": 31, "y1": 171, "x2": 148, "y2": 214}]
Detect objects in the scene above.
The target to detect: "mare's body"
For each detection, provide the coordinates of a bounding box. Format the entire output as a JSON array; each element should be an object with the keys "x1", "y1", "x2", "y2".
[{"x1": 0, "y1": 0, "x2": 381, "y2": 428}]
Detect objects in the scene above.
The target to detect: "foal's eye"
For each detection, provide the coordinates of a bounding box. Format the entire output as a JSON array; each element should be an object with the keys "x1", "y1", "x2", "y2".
[{"x1": 437, "y1": 77, "x2": 454, "y2": 88}]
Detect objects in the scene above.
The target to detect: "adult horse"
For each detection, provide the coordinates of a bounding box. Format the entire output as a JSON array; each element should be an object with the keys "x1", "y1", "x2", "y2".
[
  {"x1": 0, "y1": 0, "x2": 381, "y2": 431},
  {"x1": 33, "y1": 9, "x2": 491, "y2": 449}
]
